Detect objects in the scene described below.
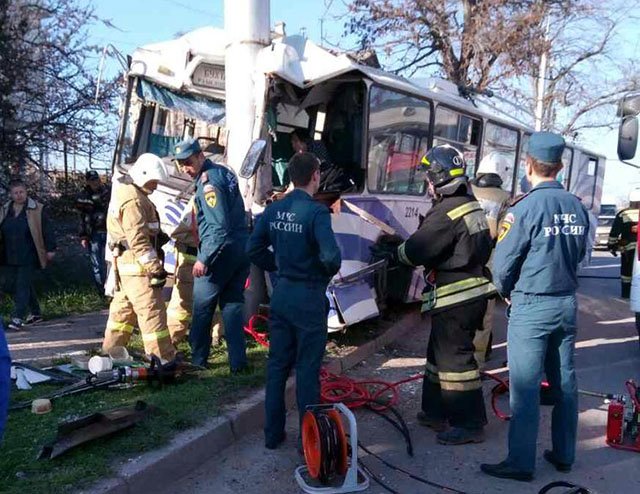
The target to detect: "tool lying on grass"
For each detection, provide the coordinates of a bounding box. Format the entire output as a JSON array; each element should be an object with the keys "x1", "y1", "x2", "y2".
[
  {"x1": 38, "y1": 400, "x2": 152, "y2": 459},
  {"x1": 10, "y1": 354, "x2": 196, "y2": 411}
]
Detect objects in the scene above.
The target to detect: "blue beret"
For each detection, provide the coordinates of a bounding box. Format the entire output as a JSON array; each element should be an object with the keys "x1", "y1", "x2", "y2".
[
  {"x1": 527, "y1": 131, "x2": 565, "y2": 164},
  {"x1": 173, "y1": 138, "x2": 201, "y2": 160}
]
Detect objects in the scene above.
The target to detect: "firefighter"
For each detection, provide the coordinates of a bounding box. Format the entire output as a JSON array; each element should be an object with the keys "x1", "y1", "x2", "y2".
[
  {"x1": 247, "y1": 152, "x2": 341, "y2": 449},
  {"x1": 102, "y1": 153, "x2": 176, "y2": 362},
  {"x1": 376, "y1": 145, "x2": 495, "y2": 445},
  {"x1": 482, "y1": 132, "x2": 589, "y2": 481},
  {"x1": 164, "y1": 197, "x2": 225, "y2": 345},
  {"x1": 470, "y1": 154, "x2": 511, "y2": 367},
  {"x1": 75, "y1": 170, "x2": 111, "y2": 290},
  {"x1": 173, "y1": 138, "x2": 248, "y2": 371},
  {"x1": 608, "y1": 189, "x2": 640, "y2": 299}
]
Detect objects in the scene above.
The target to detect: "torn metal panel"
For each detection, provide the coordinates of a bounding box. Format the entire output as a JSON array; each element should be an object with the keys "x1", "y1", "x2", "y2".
[{"x1": 38, "y1": 401, "x2": 152, "y2": 460}]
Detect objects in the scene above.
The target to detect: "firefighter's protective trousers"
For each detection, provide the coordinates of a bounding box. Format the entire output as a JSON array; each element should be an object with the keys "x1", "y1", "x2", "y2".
[
  {"x1": 167, "y1": 248, "x2": 224, "y2": 344},
  {"x1": 422, "y1": 298, "x2": 488, "y2": 429},
  {"x1": 608, "y1": 207, "x2": 638, "y2": 298}
]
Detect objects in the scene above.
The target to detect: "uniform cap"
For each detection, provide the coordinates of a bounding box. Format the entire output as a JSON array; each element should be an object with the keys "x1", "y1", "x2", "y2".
[
  {"x1": 85, "y1": 170, "x2": 100, "y2": 181},
  {"x1": 173, "y1": 138, "x2": 201, "y2": 160},
  {"x1": 527, "y1": 132, "x2": 565, "y2": 164}
]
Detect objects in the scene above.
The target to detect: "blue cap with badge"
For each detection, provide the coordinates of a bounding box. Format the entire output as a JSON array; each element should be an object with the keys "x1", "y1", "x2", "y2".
[
  {"x1": 173, "y1": 138, "x2": 201, "y2": 160},
  {"x1": 527, "y1": 131, "x2": 566, "y2": 164}
]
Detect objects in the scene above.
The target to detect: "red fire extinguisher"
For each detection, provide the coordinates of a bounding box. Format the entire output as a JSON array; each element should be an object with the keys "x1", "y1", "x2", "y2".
[{"x1": 606, "y1": 399, "x2": 625, "y2": 445}]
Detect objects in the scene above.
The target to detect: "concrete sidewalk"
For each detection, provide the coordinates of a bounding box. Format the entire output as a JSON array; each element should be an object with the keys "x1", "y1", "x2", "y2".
[
  {"x1": 5, "y1": 310, "x2": 108, "y2": 363},
  {"x1": 155, "y1": 252, "x2": 640, "y2": 494}
]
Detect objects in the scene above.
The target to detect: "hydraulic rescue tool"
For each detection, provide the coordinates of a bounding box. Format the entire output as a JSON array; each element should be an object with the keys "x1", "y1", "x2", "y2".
[{"x1": 604, "y1": 380, "x2": 640, "y2": 453}]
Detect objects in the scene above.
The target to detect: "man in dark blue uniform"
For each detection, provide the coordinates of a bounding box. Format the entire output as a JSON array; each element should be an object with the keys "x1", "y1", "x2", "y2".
[
  {"x1": 247, "y1": 152, "x2": 341, "y2": 449},
  {"x1": 174, "y1": 138, "x2": 249, "y2": 371},
  {"x1": 481, "y1": 132, "x2": 590, "y2": 481}
]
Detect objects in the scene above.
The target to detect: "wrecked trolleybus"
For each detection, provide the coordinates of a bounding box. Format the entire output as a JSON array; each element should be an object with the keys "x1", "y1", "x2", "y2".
[{"x1": 110, "y1": 27, "x2": 606, "y2": 331}]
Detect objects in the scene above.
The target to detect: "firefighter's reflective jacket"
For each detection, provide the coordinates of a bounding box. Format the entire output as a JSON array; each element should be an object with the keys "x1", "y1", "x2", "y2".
[
  {"x1": 107, "y1": 183, "x2": 164, "y2": 276},
  {"x1": 397, "y1": 193, "x2": 495, "y2": 313},
  {"x1": 608, "y1": 207, "x2": 639, "y2": 252},
  {"x1": 76, "y1": 184, "x2": 111, "y2": 239}
]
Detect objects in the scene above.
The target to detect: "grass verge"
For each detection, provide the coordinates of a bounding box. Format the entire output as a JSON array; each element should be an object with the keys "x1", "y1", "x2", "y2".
[{"x1": 1, "y1": 338, "x2": 268, "y2": 494}]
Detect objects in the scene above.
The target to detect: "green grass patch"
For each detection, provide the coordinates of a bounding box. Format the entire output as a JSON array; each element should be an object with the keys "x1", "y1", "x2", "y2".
[{"x1": 1, "y1": 339, "x2": 268, "y2": 494}]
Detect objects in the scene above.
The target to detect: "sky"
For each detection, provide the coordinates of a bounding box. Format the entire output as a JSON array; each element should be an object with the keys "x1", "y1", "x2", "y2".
[{"x1": 88, "y1": 0, "x2": 640, "y2": 203}]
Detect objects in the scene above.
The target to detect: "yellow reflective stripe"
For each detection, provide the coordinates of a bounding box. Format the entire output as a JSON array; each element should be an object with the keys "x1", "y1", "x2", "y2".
[
  {"x1": 438, "y1": 369, "x2": 480, "y2": 382},
  {"x1": 397, "y1": 242, "x2": 414, "y2": 266},
  {"x1": 178, "y1": 252, "x2": 198, "y2": 263},
  {"x1": 141, "y1": 329, "x2": 171, "y2": 342},
  {"x1": 623, "y1": 243, "x2": 637, "y2": 252},
  {"x1": 428, "y1": 279, "x2": 497, "y2": 311},
  {"x1": 138, "y1": 249, "x2": 158, "y2": 264},
  {"x1": 621, "y1": 276, "x2": 632, "y2": 282},
  {"x1": 107, "y1": 321, "x2": 135, "y2": 333},
  {"x1": 447, "y1": 201, "x2": 482, "y2": 220},
  {"x1": 167, "y1": 308, "x2": 192, "y2": 322},
  {"x1": 622, "y1": 210, "x2": 639, "y2": 222},
  {"x1": 449, "y1": 168, "x2": 464, "y2": 177},
  {"x1": 440, "y1": 380, "x2": 483, "y2": 391},
  {"x1": 117, "y1": 263, "x2": 145, "y2": 275},
  {"x1": 425, "y1": 362, "x2": 438, "y2": 375},
  {"x1": 436, "y1": 277, "x2": 489, "y2": 297}
]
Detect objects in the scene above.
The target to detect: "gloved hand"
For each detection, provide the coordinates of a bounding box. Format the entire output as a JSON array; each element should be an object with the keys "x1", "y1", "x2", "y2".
[
  {"x1": 609, "y1": 247, "x2": 618, "y2": 257},
  {"x1": 369, "y1": 243, "x2": 399, "y2": 266},
  {"x1": 149, "y1": 269, "x2": 168, "y2": 288}
]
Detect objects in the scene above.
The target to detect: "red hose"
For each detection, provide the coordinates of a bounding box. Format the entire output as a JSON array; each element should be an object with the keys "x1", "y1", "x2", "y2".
[{"x1": 244, "y1": 314, "x2": 513, "y2": 417}]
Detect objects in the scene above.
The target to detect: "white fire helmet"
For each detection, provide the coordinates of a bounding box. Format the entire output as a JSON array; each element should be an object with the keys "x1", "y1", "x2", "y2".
[
  {"x1": 476, "y1": 152, "x2": 511, "y2": 178},
  {"x1": 128, "y1": 153, "x2": 169, "y2": 188},
  {"x1": 629, "y1": 187, "x2": 640, "y2": 203}
]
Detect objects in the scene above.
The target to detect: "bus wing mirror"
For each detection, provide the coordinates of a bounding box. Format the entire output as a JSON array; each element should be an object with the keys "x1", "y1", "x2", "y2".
[
  {"x1": 239, "y1": 139, "x2": 267, "y2": 179},
  {"x1": 618, "y1": 116, "x2": 638, "y2": 161}
]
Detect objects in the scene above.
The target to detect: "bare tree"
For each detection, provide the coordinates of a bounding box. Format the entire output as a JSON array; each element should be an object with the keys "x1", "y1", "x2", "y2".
[
  {"x1": 345, "y1": 0, "x2": 640, "y2": 135},
  {"x1": 532, "y1": 1, "x2": 640, "y2": 135},
  {"x1": 0, "y1": 0, "x2": 119, "y2": 188},
  {"x1": 346, "y1": 0, "x2": 572, "y2": 92}
]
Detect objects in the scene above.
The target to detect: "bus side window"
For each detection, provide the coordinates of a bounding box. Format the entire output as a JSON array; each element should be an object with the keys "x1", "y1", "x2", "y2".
[
  {"x1": 433, "y1": 106, "x2": 481, "y2": 177},
  {"x1": 560, "y1": 148, "x2": 573, "y2": 190},
  {"x1": 516, "y1": 133, "x2": 531, "y2": 194},
  {"x1": 367, "y1": 87, "x2": 431, "y2": 195},
  {"x1": 480, "y1": 121, "x2": 518, "y2": 193}
]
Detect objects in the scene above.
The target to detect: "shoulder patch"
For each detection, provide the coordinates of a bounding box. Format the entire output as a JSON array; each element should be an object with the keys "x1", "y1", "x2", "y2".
[
  {"x1": 204, "y1": 189, "x2": 217, "y2": 208},
  {"x1": 203, "y1": 184, "x2": 215, "y2": 193},
  {"x1": 497, "y1": 212, "x2": 515, "y2": 243}
]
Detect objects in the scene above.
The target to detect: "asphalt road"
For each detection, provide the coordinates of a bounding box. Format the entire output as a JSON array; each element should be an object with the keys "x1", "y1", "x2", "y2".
[{"x1": 161, "y1": 251, "x2": 640, "y2": 494}]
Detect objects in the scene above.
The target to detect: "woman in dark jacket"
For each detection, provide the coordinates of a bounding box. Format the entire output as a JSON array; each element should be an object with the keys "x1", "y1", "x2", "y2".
[{"x1": 0, "y1": 179, "x2": 56, "y2": 330}]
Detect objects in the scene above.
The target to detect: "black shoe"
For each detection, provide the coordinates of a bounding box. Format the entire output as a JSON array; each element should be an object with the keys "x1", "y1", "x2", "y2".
[
  {"x1": 437, "y1": 427, "x2": 485, "y2": 445},
  {"x1": 24, "y1": 314, "x2": 43, "y2": 325},
  {"x1": 265, "y1": 432, "x2": 287, "y2": 450},
  {"x1": 416, "y1": 411, "x2": 448, "y2": 432},
  {"x1": 480, "y1": 461, "x2": 533, "y2": 482},
  {"x1": 543, "y1": 449, "x2": 571, "y2": 472}
]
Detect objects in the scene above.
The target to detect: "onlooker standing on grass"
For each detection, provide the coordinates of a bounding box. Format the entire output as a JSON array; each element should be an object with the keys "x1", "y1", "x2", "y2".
[
  {"x1": 0, "y1": 180, "x2": 56, "y2": 331},
  {"x1": 75, "y1": 170, "x2": 111, "y2": 290},
  {"x1": 0, "y1": 320, "x2": 10, "y2": 442}
]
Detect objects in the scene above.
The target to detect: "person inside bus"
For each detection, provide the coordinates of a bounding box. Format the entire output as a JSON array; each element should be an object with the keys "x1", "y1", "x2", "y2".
[{"x1": 290, "y1": 129, "x2": 354, "y2": 193}]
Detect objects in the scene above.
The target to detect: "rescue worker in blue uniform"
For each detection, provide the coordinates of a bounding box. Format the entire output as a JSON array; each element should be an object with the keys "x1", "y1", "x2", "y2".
[
  {"x1": 247, "y1": 152, "x2": 341, "y2": 449},
  {"x1": 375, "y1": 145, "x2": 495, "y2": 445},
  {"x1": 481, "y1": 132, "x2": 590, "y2": 481},
  {"x1": 173, "y1": 138, "x2": 249, "y2": 371}
]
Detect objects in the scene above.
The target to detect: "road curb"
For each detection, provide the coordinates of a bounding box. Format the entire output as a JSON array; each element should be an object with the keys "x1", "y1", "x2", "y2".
[{"x1": 93, "y1": 309, "x2": 420, "y2": 494}]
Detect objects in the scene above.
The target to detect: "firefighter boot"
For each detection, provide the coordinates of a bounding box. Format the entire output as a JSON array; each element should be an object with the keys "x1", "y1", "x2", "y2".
[{"x1": 437, "y1": 427, "x2": 485, "y2": 445}]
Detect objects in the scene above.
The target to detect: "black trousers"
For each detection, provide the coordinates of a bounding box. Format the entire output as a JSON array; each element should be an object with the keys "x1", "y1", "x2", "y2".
[
  {"x1": 422, "y1": 298, "x2": 488, "y2": 429},
  {"x1": 621, "y1": 250, "x2": 634, "y2": 299}
]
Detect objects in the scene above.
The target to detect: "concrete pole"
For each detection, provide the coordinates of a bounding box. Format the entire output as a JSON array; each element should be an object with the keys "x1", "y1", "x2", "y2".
[
  {"x1": 534, "y1": 15, "x2": 551, "y2": 131},
  {"x1": 224, "y1": 0, "x2": 270, "y2": 208}
]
